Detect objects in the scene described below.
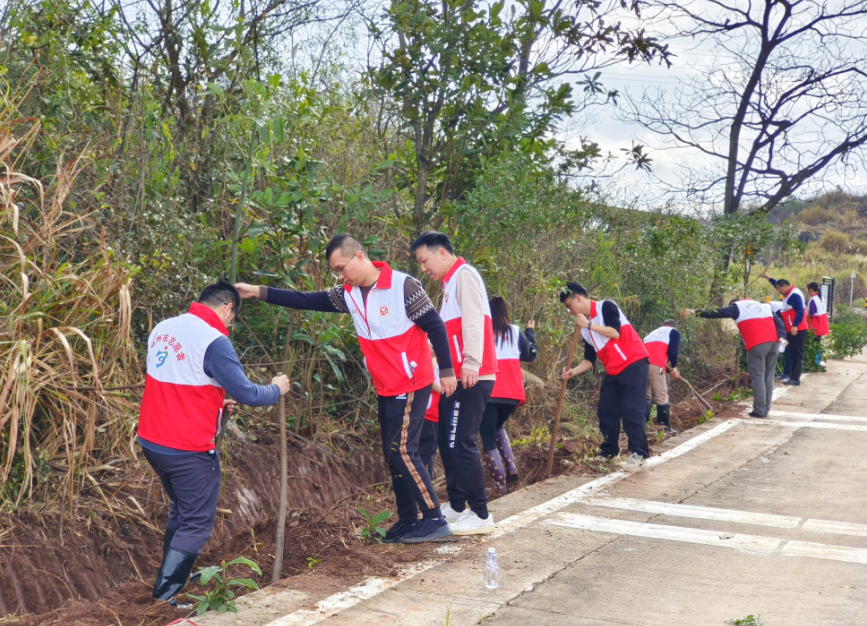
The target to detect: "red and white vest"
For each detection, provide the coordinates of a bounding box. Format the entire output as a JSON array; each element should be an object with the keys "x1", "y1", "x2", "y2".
[
  {"x1": 440, "y1": 258, "x2": 498, "y2": 377},
  {"x1": 583, "y1": 300, "x2": 649, "y2": 376},
  {"x1": 138, "y1": 303, "x2": 227, "y2": 452},
  {"x1": 809, "y1": 294, "x2": 830, "y2": 337},
  {"x1": 780, "y1": 286, "x2": 809, "y2": 332},
  {"x1": 425, "y1": 359, "x2": 440, "y2": 422},
  {"x1": 643, "y1": 326, "x2": 675, "y2": 369},
  {"x1": 491, "y1": 325, "x2": 526, "y2": 405},
  {"x1": 734, "y1": 300, "x2": 778, "y2": 350},
  {"x1": 343, "y1": 262, "x2": 434, "y2": 397}
]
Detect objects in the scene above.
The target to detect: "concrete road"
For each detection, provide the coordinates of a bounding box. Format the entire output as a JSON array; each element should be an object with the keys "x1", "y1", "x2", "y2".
[{"x1": 196, "y1": 350, "x2": 867, "y2": 626}]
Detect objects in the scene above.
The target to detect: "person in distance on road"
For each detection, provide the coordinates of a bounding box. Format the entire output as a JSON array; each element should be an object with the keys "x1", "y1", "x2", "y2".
[
  {"x1": 559, "y1": 283, "x2": 651, "y2": 472},
  {"x1": 138, "y1": 281, "x2": 290, "y2": 607},
  {"x1": 235, "y1": 234, "x2": 457, "y2": 544},
  {"x1": 682, "y1": 298, "x2": 785, "y2": 418},
  {"x1": 643, "y1": 319, "x2": 681, "y2": 435},
  {"x1": 760, "y1": 273, "x2": 807, "y2": 385}
]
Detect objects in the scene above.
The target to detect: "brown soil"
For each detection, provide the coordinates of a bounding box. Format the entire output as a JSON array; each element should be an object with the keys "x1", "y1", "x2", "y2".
[{"x1": 2, "y1": 374, "x2": 745, "y2": 626}]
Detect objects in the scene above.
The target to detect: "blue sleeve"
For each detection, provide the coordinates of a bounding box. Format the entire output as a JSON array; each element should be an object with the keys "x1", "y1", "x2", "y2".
[
  {"x1": 768, "y1": 277, "x2": 778, "y2": 288},
  {"x1": 808, "y1": 299, "x2": 818, "y2": 316},
  {"x1": 774, "y1": 313, "x2": 786, "y2": 339},
  {"x1": 203, "y1": 337, "x2": 281, "y2": 406},
  {"x1": 698, "y1": 304, "x2": 739, "y2": 319},
  {"x1": 790, "y1": 293, "x2": 805, "y2": 326},
  {"x1": 667, "y1": 329, "x2": 680, "y2": 368}
]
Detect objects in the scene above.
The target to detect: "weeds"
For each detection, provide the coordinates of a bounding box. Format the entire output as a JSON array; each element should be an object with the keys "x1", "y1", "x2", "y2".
[
  {"x1": 357, "y1": 508, "x2": 392, "y2": 543},
  {"x1": 188, "y1": 556, "x2": 262, "y2": 616},
  {"x1": 728, "y1": 616, "x2": 763, "y2": 626},
  {"x1": 306, "y1": 556, "x2": 321, "y2": 570}
]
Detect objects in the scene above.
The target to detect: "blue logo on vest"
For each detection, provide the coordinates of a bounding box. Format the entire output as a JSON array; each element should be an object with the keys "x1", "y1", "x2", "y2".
[{"x1": 156, "y1": 348, "x2": 169, "y2": 368}]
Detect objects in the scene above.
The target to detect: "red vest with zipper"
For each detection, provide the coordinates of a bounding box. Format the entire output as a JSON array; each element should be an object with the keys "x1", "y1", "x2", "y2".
[
  {"x1": 809, "y1": 294, "x2": 830, "y2": 337},
  {"x1": 643, "y1": 326, "x2": 675, "y2": 369},
  {"x1": 780, "y1": 286, "x2": 809, "y2": 332},
  {"x1": 343, "y1": 262, "x2": 434, "y2": 397},
  {"x1": 734, "y1": 299, "x2": 778, "y2": 351},
  {"x1": 491, "y1": 324, "x2": 526, "y2": 405},
  {"x1": 439, "y1": 258, "x2": 498, "y2": 377},
  {"x1": 138, "y1": 303, "x2": 227, "y2": 452},
  {"x1": 582, "y1": 300, "x2": 649, "y2": 376}
]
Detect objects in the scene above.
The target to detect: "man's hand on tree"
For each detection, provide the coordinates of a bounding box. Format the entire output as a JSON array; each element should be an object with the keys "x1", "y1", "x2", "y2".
[
  {"x1": 234, "y1": 283, "x2": 260, "y2": 299},
  {"x1": 271, "y1": 374, "x2": 291, "y2": 395}
]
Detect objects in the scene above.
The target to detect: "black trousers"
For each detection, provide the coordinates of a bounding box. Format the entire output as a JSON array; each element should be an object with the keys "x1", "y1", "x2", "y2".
[
  {"x1": 418, "y1": 418, "x2": 438, "y2": 477},
  {"x1": 783, "y1": 330, "x2": 806, "y2": 381},
  {"x1": 438, "y1": 380, "x2": 494, "y2": 516},
  {"x1": 479, "y1": 401, "x2": 518, "y2": 452},
  {"x1": 597, "y1": 358, "x2": 650, "y2": 459},
  {"x1": 378, "y1": 386, "x2": 441, "y2": 523},
  {"x1": 143, "y1": 447, "x2": 221, "y2": 555}
]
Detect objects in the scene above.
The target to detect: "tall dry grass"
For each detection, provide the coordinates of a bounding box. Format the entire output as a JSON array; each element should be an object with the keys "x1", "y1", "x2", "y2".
[{"x1": 1, "y1": 83, "x2": 139, "y2": 508}]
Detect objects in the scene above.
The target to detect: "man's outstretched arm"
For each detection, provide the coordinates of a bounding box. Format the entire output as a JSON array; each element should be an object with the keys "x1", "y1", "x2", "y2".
[{"x1": 235, "y1": 283, "x2": 348, "y2": 313}]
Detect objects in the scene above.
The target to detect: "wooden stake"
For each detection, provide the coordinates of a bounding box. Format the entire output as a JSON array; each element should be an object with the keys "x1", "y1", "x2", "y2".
[
  {"x1": 546, "y1": 324, "x2": 582, "y2": 477},
  {"x1": 272, "y1": 392, "x2": 288, "y2": 583},
  {"x1": 680, "y1": 376, "x2": 714, "y2": 414}
]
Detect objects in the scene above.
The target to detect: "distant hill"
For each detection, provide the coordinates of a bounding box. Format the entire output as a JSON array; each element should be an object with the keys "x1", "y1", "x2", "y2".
[{"x1": 766, "y1": 191, "x2": 867, "y2": 253}]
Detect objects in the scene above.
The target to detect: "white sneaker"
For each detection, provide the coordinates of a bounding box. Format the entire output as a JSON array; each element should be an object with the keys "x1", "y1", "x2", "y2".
[
  {"x1": 618, "y1": 453, "x2": 647, "y2": 472},
  {"x1": 441, "y1": 502, "x2": 465, "y2": 523},
  {"x1": 449, "y1": 510, "x2": 495, "y2": 535}
]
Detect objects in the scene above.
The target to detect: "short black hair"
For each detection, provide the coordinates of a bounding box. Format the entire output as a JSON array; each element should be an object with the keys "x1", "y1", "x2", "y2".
[
  {"x1": 663, "y1": 319, "x2": 678, "y2": 328},
  {"x1": 199, "y1": 281, "x2": 241, "y2": 314},
  {"x1": 410, "y1": 231, "x2": 454, "y2": 255},
  {"x1": 807, "y1": 281, "x2": 820, "y2": 293},
  {"x1": 559, "y1": 282, "x2": 589, "y2": 303},
  {"x1": 775, "y1": 278, "x2": 791, "y2": 288},
  {"x1": 326, "y1": 234, "x2": 366, "y2": 261}
]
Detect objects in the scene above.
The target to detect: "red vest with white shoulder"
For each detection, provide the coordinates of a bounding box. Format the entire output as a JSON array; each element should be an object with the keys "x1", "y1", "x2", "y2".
[
  {"x1": 491, "y1": 324, "x2": 526, "y2": 404},
  {"x1": 643, "y1": 326, "x2": 675, "y2": 369},
  {"x1": 439, "y1": 258, "x2": 498, "y2": 377},
  {"x1": 343, "y1": 262, "x2": 434, "y2": 397},
  {"x1": 780, "y1": 286, "x2": 809, "y2": 332},
  {"x1": 734, "y1": 299, "x2": 778, "y2": 350},
  {"x1": 582, "y1": 300, "x2": 649, "y2": 376},
  {"x1": 425, "y1": 359, "x2": 440, "y2": 422},
  {"x1": 809, "y1": 294, "x2": 830, "y2": 337},
  {"x1": 138, "y1": 303, "x2": 227, "y2": 452}
]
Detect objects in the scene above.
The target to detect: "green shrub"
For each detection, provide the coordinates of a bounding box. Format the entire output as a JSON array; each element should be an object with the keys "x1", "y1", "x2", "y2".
[{"x1": 827, "y1": 308, "x2": 867, "y2": 360}]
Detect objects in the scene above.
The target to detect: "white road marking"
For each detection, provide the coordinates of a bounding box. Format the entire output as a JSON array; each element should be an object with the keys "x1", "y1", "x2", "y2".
[
  {"x1": 802, "y1": 519, "x2": 867, "y2": 537},
  {"x1": 584, "y1": 497, "x2": 802, "y2": 528},
  {"x1": 544, "y1": 513, "x2": 782, "y2": 555},
  {"x1": 783, "y1": 541, "x2": 867, "y2": 565},
  {"x1": 766, "y1": 410, "x2": 867, "y2": 423},
  {"x1": 742, "y1": 418, "x2": 867, "y2": 432}
]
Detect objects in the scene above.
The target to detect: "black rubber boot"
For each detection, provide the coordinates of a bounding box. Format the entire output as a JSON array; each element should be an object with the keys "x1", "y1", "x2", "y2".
[
  {"x1": 482, "y1": 449, "x2": 508, "y2": 495},
  {"x1": 656, "y1": 404, "x2": 677, "y2": 434},
  {"x1": 645, "y1": 398, "x2": 653, "y2": 424},
  {"x1": 153, "y1": 547, "x2": 197, "y2": 601},
  {"x1": 495, "y1": 429, "x2": 519, "y2": 483}
]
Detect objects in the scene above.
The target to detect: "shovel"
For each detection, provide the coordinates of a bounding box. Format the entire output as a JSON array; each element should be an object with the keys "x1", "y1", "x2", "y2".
[{"x1": 272, "y1": 390, "x2": 289, "y2": 583}]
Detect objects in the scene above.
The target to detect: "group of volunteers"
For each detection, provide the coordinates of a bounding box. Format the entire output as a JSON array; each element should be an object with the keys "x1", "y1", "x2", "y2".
[{"x1": 135, "y1": 230, "x2": 831, "y2": 609}]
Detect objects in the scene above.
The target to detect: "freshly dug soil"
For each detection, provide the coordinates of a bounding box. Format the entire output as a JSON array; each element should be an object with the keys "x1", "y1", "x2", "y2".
[{"x1": 2, "y1": 374, "x2": 744, "y2": 626}]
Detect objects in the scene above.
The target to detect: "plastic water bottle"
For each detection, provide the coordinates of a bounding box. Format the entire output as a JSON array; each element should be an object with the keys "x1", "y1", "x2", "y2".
[
  {"x1": 778, "y1": 339, "x2": 787, "y2": 353},
  {"x1": 485, "y1": 547, "x2": 499, "y2": 589}
]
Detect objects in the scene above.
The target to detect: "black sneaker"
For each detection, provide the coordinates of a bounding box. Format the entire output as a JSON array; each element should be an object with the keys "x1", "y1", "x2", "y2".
[
  {"x1": 775, "y1": 374, "x2": 789, "y2": 382},
  {"x1": 784, "y1": 379, "x2": 801, "y2": 386},
  {"x1": 382, "y1": 520, "x2": 417, "y2": 543},
  {"x1": 399, "y1": 517, "x2": 452, "y2": 543},
  {"x1": 748, "y1": 411, "x2": 765, "y2": 418},
  {"x1": 663, "y1": 425, "x2": 678, "y2": 435}
]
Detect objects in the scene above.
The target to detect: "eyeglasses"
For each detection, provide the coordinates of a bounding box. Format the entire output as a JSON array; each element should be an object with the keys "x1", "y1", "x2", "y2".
[{"x1": 331, "y1": 255, "x2": 359, "y2": 279}]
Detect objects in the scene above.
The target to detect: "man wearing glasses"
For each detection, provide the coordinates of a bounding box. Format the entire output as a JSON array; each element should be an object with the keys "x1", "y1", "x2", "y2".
[
  {"x1": 235, "y1": 234, "x2": 458, "y2": 543},
  {"x1": 138, "y1": 281, "x2": 291, "y2": 606}
]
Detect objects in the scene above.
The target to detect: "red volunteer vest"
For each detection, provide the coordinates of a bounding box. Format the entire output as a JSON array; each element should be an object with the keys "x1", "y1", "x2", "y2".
[
  {"x1": 425, "y1": 359, "x2": 440, "y2": 422},
  {"x1": 439, "y1": 258, "x2": 498, "y2": 377},
  {"x1": 643, "y1": 326, "x2": 675, "y2": 369},
  {"x1": 780, "y1": 286, "x2": 809, "y2": 332},
  {"x1": 491, "y1": 324, "x2": 526, "y2": 405},
  {"x1": 809, "y1": 294, "x2": 830, "y2": 337},
  {"x1": 343, "y1": 262, "x2": 434, "y2": 397},
  {"x1": 582, "y1": 300, "x2": 649, "y2": 376},
  {"x1": 734, "y1": 300, "x2": 778, "y2": 351},
  {"x1": 138, "y1": 303, "x2": 227, "y2": 452}
]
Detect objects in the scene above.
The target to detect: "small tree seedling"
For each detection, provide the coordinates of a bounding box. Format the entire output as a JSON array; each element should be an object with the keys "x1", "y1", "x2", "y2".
[{"x1": 188, "y1": 556, "x2": 262, "y2": 616}]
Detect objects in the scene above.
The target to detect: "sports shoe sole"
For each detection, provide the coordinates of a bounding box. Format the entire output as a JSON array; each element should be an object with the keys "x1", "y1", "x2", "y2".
[
  {"x1": 450, "y1": 523, "x2": 495, "y2": 536},
  {"x1": 401, "y1": 524, "x2": 453, "y2": 543}
]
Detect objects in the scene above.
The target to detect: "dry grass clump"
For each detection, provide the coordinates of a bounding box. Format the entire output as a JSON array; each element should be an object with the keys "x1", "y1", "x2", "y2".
[
  {"x1": 819, "y1": 229, "x2": 851, "y2": 254},
  {"x1": 0, "y1": 84, "x2": 139, "y2": 507}
]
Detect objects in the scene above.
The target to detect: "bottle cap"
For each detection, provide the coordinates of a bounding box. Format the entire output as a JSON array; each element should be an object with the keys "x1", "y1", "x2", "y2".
[{"x1": 488, "y1": 547, "x2": 496, "y2": 553}]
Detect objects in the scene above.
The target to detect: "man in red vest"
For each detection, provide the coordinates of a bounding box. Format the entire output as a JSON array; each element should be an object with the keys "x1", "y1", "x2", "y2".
[
  {"x1": 412, "y1": 231, "x2": 498, "y2": 535},
  {"x1": 138, "y1": 282, "x2": 291, "y2": 606},
  {"x1": 682, "y1": 299, "x2": 785, "y2": 417},
  {"x1": 559, "y1": 283, "x2": 650, "y2": 471},
  {"x1": 643, "y1": 320, "x2": 681, "y2": 434},
  {"x1": 760, "y1": 273, "x2": 807, "y2": 385},
  {"x1": 806, "y1": 282, "x2": 830, "y2": 365},
  {"x1": 236, "y1": 235, "x2": 457, "y2": 544}
]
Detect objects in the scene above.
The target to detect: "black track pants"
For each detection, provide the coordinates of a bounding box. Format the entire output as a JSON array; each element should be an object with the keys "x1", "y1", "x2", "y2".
[
  {"x1": 378, "y1": 387, "x2": 441, "y2": 523},
  {"x1": 437, "y1": 380, "x2": 494, "y2": 516},
  {"x1": 143, "y1": 448, "x2": 221, "y2": 555},
  {"x1": 418, "y1": 418, "x2": 438, "y2": 477},
  {"x1": 479, "y1": 401, "x2": 517, "y2": 452},
  {"x1": 597, "y1": 358, "x2": 650, "y2": 459},
  {"x1": 784, "y1": 330, "x2": 806, "y2": 381}
]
